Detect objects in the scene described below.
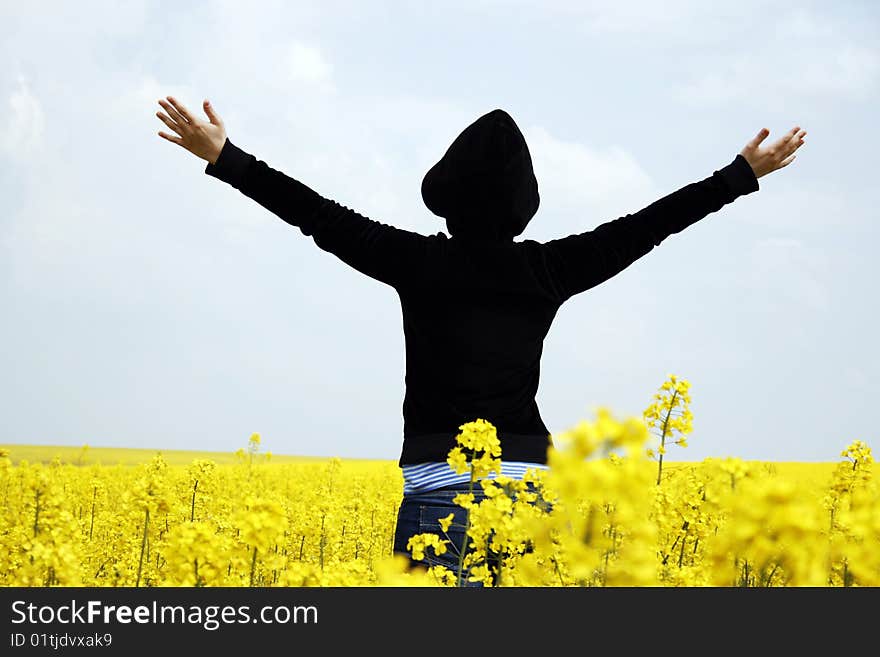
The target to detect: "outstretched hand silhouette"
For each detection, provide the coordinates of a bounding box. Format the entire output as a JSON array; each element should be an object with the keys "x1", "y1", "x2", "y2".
[
  {"x1": 740, "y1": 126, "x2": 806, "y2": 179},
  {"x1": 156, "y1": 96, "x2": 227, "y2": 165}
]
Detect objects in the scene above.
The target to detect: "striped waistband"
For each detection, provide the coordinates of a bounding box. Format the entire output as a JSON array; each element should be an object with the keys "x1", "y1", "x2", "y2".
[{"x1": 401, "y1": 460, "x2": 549, "y2": 494}]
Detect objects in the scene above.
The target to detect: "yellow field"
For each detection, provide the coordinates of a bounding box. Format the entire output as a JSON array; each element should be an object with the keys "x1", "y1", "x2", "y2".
[
  {"x1": 1, "y1": 379, "x2": 875, "y2": 587},
  {"x1": 0, "y1": 437, "x2": 874, "y2": 587},
  {"x1": 0, "y1": 443, "x2": 377, "y2": 467},
  {"x1": 0, "y1": 444, "x2": 841, "y2": 481},
  {"x1": 663, "y1": 461, "x2": 840, "y2": 489}
]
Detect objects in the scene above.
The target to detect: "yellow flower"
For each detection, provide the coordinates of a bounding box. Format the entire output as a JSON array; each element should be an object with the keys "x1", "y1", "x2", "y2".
[
  {"x1": 471, "y1": 450, "x2": 502, "y2": 479},
  {"x1": 456, "y1": 419, "x2": 502, "y2": 456},
  {"x1": 468, "y1": 564, "x2": 494, "y2": 586},
  {"x1": 438, "y1": 513, "x2": 455, "y2": 533},
  {"x1": 406, "y1": 533, "x2": 448, "y2": 561},
  {"x1": 453, "y1": 493, "x2": 475, "y2": 509},
  {"x1": 446, "y1": 447, "x2": 469, "y2": 475}
]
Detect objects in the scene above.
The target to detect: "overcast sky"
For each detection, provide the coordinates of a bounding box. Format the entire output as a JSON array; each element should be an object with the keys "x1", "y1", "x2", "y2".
[{"x1": 1, "y1": 0, "x2": 877, "y2": 463}]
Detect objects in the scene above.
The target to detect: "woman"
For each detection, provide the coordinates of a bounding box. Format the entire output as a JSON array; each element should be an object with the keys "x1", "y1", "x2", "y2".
[{"x1": 156, "y1": 96, "x2": 806, "y2": 582}]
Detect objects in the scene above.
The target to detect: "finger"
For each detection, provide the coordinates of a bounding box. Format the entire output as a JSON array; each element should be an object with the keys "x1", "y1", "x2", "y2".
[
  {"x1": 785, "y1": 131, "x2": 807, "y2": 156},
  {"x1": 156, "y1": 110, "x2": 184, "y2": 136},
  {"x1": 779, "y1": 153, "x2": 796, "y2": 168},
  {"x1": 780, "y1": 126, "x2": 803, "y2": 148},
  {"x1": 158, "y1": 131, "x2": 183, "y2": 145},
  {"x1": 166, "y1": 96, "x2": 195, "y2": 124},
  {"x1": 158, "y1": 99, "x2": 189, "y2": 129},
  {"x1": 749, "y1": 128, "x2": 769, "y2": 148},
  {"x1": 772, "y1": 126, "x2": 800, "y2": 150},
  {"x1": 780, "y1": 137, "x2": 800, "y2": 158},
  {"x1": 203, "y1": 99, "x2": 223, "y2": 126}
]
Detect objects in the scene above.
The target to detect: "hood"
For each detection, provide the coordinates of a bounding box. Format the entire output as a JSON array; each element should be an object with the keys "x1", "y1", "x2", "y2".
[{"x1": 421, "y1": 108, "x2": 540, "y2": 243}]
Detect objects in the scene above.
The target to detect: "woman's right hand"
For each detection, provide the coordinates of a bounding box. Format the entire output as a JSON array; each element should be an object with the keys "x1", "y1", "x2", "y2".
[
  {"x1": 740, "y1": 125, "x2": 807, "y2": 179},
  {"x1": 156, "y1": 96, "x2": 227, "y2": 165}
]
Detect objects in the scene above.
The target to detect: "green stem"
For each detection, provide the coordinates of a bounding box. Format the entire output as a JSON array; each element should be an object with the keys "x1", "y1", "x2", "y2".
[
  {"x1": 551, "y1": 554, "x2": 566, "y2": 586},
  {"x1": 249, "y1": 546, "x2": 258, "y2": 586},
  {"x1": 190, "y1": 479, "x2": 198, "y2": 522},
  {"x1": 678, "y1": 528, "x2": 687, "y2": 568},
  {"x1": 456, "y1": 452, "x2": 476, "y2": 586},
  {"x1": 89, "y1": 487, "x2": 97, "y2": 540},
  {"x1": 656, "y1": 391, "x2": 677, "y2": 486},
  {"x1": 136, "y1": 508, "x2": 150, "y2": 587},
  {"x1": 33, "y1": 490, "x2": 42, "y2": 537},
  {"x1": 765, "y1": 563, "x2": 779, "y2": 587},
  {"x1": 319, "y1": 514, "x2": 325, "y2": 571}
]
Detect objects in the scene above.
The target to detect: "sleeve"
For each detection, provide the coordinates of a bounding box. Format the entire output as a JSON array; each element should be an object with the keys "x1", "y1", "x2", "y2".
[
  {"x1": 540, "y1": 153, "x2": 760, "y2": 303},
  {"x1": 204, "y1": 137, "x2": 429, "y2": 290}
]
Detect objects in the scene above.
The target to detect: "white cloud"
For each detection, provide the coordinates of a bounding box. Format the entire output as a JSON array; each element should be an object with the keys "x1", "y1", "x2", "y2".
[
  {"x1": 776, "y1": 7, "x2": 836, "y2": 39},
  {"x1": 0, "y1": 0, "x2": 149, "y2": 37},
  {"x1": 520, "y1": 124, "x2": 659, "y2": 239},
  {"x1": 575, "y1": 0, "x2": 706, "y2": 36},
  {"x1": 674, "y1": 44, "x2": 879, "y2": 107},
  {"x1": 284, "y1": 41, "x2": 334, "y2": 89},
  {"x1": 199, "y1": 0, "x2": 330, "y2": 99},
  {"x1": 471, "y1": 0, "x2": 737, "y2": 39},
  {"x1": 0, "y1": 75, "x2": 45, "y2": 158}
]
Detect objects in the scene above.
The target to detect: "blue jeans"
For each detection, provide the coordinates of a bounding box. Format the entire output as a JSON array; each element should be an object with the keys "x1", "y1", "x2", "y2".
[{"x1": 392, "y1": 480, "x2": 549, "y2": 587}]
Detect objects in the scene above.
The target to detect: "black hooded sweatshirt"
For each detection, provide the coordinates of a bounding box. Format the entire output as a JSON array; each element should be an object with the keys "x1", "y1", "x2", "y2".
[{"x1": 204, "y1": 108, "x2": 759, "y2": 466}]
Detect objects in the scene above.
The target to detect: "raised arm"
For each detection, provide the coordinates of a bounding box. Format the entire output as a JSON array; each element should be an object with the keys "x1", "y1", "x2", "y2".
[
  {"x1": 156, "y1": 96, "x2": 428, "y2": 290},
  {"x1": 541, "y1": 126, "x2": 806, "y2": 303}
]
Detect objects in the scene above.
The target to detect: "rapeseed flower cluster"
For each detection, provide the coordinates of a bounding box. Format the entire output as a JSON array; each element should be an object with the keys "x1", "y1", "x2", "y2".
[{"x1": 643, "y1": 374, "x2": 694, "y2": 484}]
